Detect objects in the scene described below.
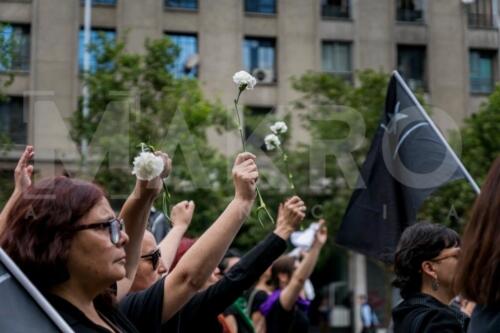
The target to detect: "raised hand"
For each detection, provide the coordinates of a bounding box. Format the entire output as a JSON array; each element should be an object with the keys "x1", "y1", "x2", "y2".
[
  {"x1": 275, "y1": 196, "x2": 306, "y2": 239},
  {"x1": 171, "y1": 200, "x2": 195, "y2": 231},
  {"x1": 14, "y1": 145, "x2": 34, "y2": 193},
  {"x1": 313, "y1": 219, "x2": 328, "y2": 247},
  {"x1": 232, "y1": 152, "x2": 258, "y2": 202}
]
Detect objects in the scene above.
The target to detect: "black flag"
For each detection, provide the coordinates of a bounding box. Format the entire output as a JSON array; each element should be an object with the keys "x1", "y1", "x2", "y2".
[{"x1": 335, "y1": 72, "x2": 467, "y2": 263}]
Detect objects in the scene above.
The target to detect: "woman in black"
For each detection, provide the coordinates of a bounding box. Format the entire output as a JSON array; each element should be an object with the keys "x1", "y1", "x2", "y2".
[
  {"x1": 0, "y1": 147, "x2": 171, "y2": 332},
  {"x1": 455, "y1": 157, "x2": 500, "y2": 333},
  {"x1": 392, "y1": 222, "x2": 469, "y2": 333},
  {"x1": 160, "y1": 196, "x2": 307, "y2": 333},
  {"x1": 260, "y1": 219, "x2": 328, "y2": 333}
]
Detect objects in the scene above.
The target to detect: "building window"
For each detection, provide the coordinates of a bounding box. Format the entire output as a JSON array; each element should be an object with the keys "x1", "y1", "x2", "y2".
[
  {"x1": 467, "y1": 0, "x2": 494, "y2": 28},
  {"x1": 469, "y1": 49, "x2": 496, "y2": 94},
  {"x1": 166, "y1": 33, "x2": 198, "y2": 78},
  {"x1": 245, "y1": 0, "x2": 276, "y2": 14},
  {"x1": 0, "y1": 97, "x2": 27, "y2": 145},
  {"x1": 165, "y1": 0, "x2": 197, "y2": 10},
  {"x1": 0, "y1": 24, "x2": 30, "y2": 72},
  {"x1": 243, "y1": 37, "x2": 276, "y2": 83},
  {"x1": 396, "y1": 0, "x2": 424, "y2": 23},
  {"x1": 322, "y1": 41, "x2": 352, "y2": 82},
  {"x1": 78, "y1": 28, "x2": 116, "y2": 73},
  {"x1": 321, "y1": 0, "x2": 350, "y2": 19},
  {"x1": 80, "y1": 0, "x2": 117, "y2": 5},
  {"x1": 397, "y1": 45, "x2": 426, "y2": 91},
  {"x1": 244, "y1": 106, "x2": 274, "y2": 151}
]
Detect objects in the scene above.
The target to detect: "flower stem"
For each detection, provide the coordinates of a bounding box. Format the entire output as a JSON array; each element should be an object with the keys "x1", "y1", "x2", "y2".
[
  {"x1": 233, "y1": 89, "x2": 247, "y2": 152},
  {"x1": 234, "y1": 86, "x2": 274, "y2": 225},
  {"x1": 278, "y1": 146, "x2": 296, "y2": 194}
]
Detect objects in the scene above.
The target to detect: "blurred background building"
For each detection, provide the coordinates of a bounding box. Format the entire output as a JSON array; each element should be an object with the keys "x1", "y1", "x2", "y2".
[{"x1": 1, "y1": 0, "x2": 499, "y2": 331}]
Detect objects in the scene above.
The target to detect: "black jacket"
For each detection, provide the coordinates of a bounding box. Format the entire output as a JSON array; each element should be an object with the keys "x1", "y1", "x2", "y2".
[
  {"x1": 467, "y1": 304, "x2": 500, "y2": 333},
  {"x1": 392, "y1": 293, "x2": 469, "y2": 333}
]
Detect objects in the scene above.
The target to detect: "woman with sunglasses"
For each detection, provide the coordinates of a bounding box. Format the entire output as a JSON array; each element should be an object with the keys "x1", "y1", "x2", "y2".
[
  {"x1": 392, "y1": 222, "x2": 469, "y2": 333},
  {"x1": 130, "y1": 199, "x2": 195, "y2": 293},
  {"x1": 0, "y1": 146, "x2": 172, "y2": 332},
  {"x1": 455, "y1": 157, "x2": 500, "y2": 333}
]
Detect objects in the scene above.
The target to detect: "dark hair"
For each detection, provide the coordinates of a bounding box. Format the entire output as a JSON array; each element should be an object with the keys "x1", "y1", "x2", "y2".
[
  {"x1": 393, "y1": 222, "x2": 460, "y2": 299},
  {"x1": 0, "y1": 176, "x2": 105, "y2": 290},
  {"x1": 455, "y1": 157, "x2": 500, "y2": 305},
  {"x1": 270, "y1": 256, "x2": 296, "y2": 289}
]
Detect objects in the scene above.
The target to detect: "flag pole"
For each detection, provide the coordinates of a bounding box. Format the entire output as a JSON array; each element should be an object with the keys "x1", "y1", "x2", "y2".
[
  {"x1": 392, "y1": 70, "x2": 481, "y2": 194},
  {"x1": 82, "y1": 0, "x2": 92, "y2": 165}
]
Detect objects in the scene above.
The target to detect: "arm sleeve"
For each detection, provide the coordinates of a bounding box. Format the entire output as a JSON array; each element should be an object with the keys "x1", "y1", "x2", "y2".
[
  {"x1": 118, "y1": 276, "x2": 165, "y2": 333},
  {"x1": 182, "y1": 233, "x2": 287, "y2": 319}
]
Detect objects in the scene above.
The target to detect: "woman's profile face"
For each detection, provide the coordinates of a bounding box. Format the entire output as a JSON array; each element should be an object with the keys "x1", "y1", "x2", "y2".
[
  {"x1": 431, "y1": 246, "x2": 461, "y2": 289},
  {"x1": 65, "y1": 197, "x2": 129, "y2": 288}
]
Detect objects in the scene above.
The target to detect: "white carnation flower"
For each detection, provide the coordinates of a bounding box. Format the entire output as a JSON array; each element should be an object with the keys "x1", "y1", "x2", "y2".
[
  {"x1": 131, "y1": 152, "x2": 164, "y2": 181},
  {"x1": 270, "y1": 121, "x2": 288, "y2": 135},
  {"x1": 264, "y1": 134, "x2": 281, "y2": 151},
  {"x1": 233, "y1": 70, "x2": 257, "y2": 90}
]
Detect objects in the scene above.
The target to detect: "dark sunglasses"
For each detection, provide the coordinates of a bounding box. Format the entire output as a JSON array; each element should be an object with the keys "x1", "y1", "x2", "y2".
[
  {"x1": 141, "y1": 248, "x2": 162, "y2": 270},
  {"x1": 73, "y1": 218, "x2": 124, "y2": 245}
]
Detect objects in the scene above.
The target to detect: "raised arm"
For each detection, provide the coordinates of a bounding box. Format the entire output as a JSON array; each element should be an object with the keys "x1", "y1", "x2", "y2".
[
  {"x1": 162, "y1": 152, "x2": 258, "y2": 321},
  {"x1": 158, "y1": 200, "x2": 194, "y2": 274},
  {"x1": 116, "y1": 152, "x2": 171, "y2": 300},
  {"x1": 279, "y1": 219, "x2": 328, "y2": 311},
  {"x1": 0, "y1": 146, "x2": 34, "y2": 235}
]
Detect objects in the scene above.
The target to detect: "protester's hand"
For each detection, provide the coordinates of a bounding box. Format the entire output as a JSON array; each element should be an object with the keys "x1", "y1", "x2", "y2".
[
  {"x1": 171, "y1": 201, "x2": 195, "y2": 231},
  {"x1": 313, "y1": 219, "x2": 328, "y2": 248},
  {"x1": 232, "y1": 152, "x2": 258, "y2": 202},
  {"x1": 14, "y1": 146, "x2": 34, "y2": 193},
  {"x1": 275, "y1": 196, "x2": 306, "y2": 239}
]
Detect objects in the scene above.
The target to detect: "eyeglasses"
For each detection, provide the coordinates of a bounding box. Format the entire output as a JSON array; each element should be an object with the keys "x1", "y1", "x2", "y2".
[
  {"x1": 141, "y1": 248, "x2": 162, "y2": 270},
  {"x1": 73, "y1": 218, "x2": 124, "y2": 245},
  {"x1": 432, "y1": 249, "x2": 461, "y2": 262}
]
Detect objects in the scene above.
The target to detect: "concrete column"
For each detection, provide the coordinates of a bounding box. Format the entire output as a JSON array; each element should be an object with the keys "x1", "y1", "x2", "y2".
[
  {"x1": 427, "y1": 1, "x2": 468, "y2": 123},
  {"x1": 118, "y1": 0, "x2": 163, "y2": 54},
  {"x1": 348, "y1": 252, "x2": 367, "y2": 333},
  {"x1": 354, "y1": 0, "x2": 394, "y2": 71},
  {"x1": 30, "y1": 0, "x2": 79, "y2": 161}
]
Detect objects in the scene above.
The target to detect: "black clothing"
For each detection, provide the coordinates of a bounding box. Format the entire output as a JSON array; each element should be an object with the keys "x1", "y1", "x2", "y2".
[
  {"x1": 118, "y1": 276, "x2": 165, "y2": 333},
  {"x1": 248, "y1": 289, "x2": 269, "y2": 315},
  {"x1": 44, "y1": 293, "x2": 139, "y2": 333},
  {"x1": 392, "y1": 293, "x2": 469, "y2": 333},
  {"x1": 468, "y1": 303, "x2": 500, "y2": 333},
  {"x1": 163, "y1": 232, "x2": 287, "y2": 333},
  {"x1": 265, "y1": 298, "x2": 309, "y2": 333}
]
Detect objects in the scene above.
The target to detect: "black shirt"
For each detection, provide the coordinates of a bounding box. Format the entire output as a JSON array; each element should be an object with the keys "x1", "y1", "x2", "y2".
[
  {"x1": 163, "y1": 232, "x2": 287, "y2": 333},
  {"x1": 44, "y1": 293, "x2": 139, "y2": 333},
  {"x1": 264, "y1": 298, "x2": 309, "y2": 333},
  {"x1": 248, "y1": 289, "x2": 269, "y2": 316},
  {"x1": 468, "y1": 303, "x2": 500, "y2": 333},
  {"x1": 392, "y1": 293, "x2": 469, "y2": 333},
  {"x1": 118, "y1": 276, "x2": 165, "y2": 333}
]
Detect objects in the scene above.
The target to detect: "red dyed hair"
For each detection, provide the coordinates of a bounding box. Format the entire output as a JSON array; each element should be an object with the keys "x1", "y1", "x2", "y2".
[
  {"x1": 0, "y1": 176, "x2": 105, "y2": 290},
  {"x1": 170, "y1": 237, "x2": 196, "y2": 271}
]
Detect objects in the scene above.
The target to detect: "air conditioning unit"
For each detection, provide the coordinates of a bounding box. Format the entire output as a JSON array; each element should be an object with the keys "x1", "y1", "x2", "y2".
[{"x1": 252, "y1": 68, "x2": 274, "y2": 83}]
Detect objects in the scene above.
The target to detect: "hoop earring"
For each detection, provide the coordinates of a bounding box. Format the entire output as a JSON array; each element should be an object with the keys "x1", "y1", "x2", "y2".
[{"x1": 431, "y1": 279, "x2": 440, "y2": 291}]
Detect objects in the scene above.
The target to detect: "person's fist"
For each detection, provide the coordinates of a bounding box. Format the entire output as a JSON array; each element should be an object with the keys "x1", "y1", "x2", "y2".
[
  {"x1": 171, "y1": 200, "x2": 195, "y2": 230},
  {"x1": 276, "y1": 196, "x2": 306, "y2": 232},
  {"x1": 232, "y1": 152, "x2": 258, "y2": 202}
]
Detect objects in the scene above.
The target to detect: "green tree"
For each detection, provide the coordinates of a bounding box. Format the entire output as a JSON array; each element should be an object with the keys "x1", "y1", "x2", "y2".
[{"x1": 71, "y1": 35, "x2": 235, "y2": 236}]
